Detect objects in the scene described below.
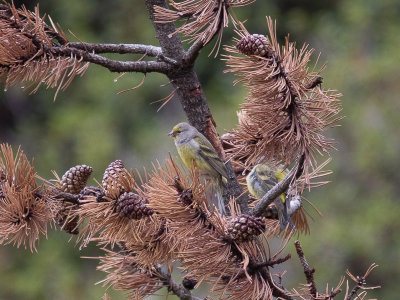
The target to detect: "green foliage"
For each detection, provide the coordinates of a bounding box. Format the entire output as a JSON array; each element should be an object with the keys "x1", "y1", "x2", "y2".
[{"x1": 1, "y1": 0, "x2": 398, "y2": 298}]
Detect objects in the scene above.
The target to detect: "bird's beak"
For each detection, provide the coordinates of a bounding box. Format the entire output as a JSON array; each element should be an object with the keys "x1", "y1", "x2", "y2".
[{"x1": 168, "y1": 130, "x2": 174, "y2": 137}]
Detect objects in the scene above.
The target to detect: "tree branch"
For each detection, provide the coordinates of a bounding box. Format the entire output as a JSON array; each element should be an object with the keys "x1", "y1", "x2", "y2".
[
  {"x1": 260, "y1": 267, "x2": 295, "y2": 300},
  {"x1": 68, "y1": 42, "x2": 163, "y2": 56},
  {"x1": 155, "y1": 265, "x2": 203, "y2": 300},
  {"x1": 345, "y1": 264, "x2": 380, "y2": 300},
  {"x1": 51, "y1": 46, "x2": 171, "y2": 73},
  {"x1": 68, "y1": 42, "x2": 179, "y2": 65},
  {"x1": 183, "y1": 40, "x2": 204, "y2": 66},
  {"x1": 294, "y1": 240, "x2": 318, "y2": 298}
]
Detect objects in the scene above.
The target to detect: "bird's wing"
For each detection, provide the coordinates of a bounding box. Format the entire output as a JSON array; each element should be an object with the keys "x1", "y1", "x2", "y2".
[
  {"x1": 256, "y1": 169, "x2": 277, "y2": 187},
  {"x1": 195, "y1": 137, "x2": 228, "y2": 179}
]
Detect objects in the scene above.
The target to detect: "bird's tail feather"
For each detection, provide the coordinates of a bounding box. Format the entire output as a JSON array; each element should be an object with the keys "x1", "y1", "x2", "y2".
[
  {"x1": 275, "y1": 198, "x2": 295, "y2": 230},
  {"x1": 211, "y1": 177, "x2": 226, "y2": 215},
  {"x1": 216, "y1": 188, "x2": 226, "y2": 215}
]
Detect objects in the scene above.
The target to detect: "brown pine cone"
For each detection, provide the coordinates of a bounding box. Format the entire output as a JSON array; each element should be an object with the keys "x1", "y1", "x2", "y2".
[
  {"x1": 236, "y1": 34, "x2": 270, "y2": 57},
  {"x1": 102, "y1": 160, "x2": 129, "y2": 196},
  {"x1": 116, "y1": 192, "x2": 154, "y2": 219},
  {"x1": 55, "y1": 205, "x2": 79, "y2": 234},
  {"x1": 226, "y1": 214, "x2": 266, "y2": 242},
  {"x1": 61, "y1": 164, "x2": 93, "y2": 194}
]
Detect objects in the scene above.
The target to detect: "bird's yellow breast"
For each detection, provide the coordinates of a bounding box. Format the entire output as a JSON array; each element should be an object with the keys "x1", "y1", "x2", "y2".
[{"x1": 177, "y1": 144, "x2": 213, "y2": 174}]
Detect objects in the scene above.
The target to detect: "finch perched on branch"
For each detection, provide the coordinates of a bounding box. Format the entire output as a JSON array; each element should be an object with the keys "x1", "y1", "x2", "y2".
[
  {"x1": 168, "y1": 122, "x2": 228, "y2": 214},
  {"x1": 246, "y1": 164, "x2": 295, "y2": 230}
]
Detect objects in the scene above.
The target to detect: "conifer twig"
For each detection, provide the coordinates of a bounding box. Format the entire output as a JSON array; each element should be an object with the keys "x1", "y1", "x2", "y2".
[
  {"x1": 184, "y1": 40, "x2": 204, "y2": 66},
  {"x1": 68, "y1": 42, "x2": 179, "y2": 65},
  {"x1": 154, "y1": 265, "x2": 204, "y2": 300},
  {"x1": 51, "y1": 46, "x2": 171, "y2": 73},
  {"x1": 294, "y1": 240, "x2": 318, "y2": 298},
  {"x1": 345, "y1": 263, "x2": 380, "y2": 300},
  {"x1": 68, "y1": 42, "x2": 163, "y2": 56}
]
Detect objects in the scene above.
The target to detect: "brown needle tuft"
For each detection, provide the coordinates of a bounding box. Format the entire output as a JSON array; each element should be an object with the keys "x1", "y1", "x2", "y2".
[
  {"x1": 0, "y1": 2, "x2": 89, "y2": 99},
  {"x1": 0, "y1": 144, "x2": 53, "y2": 251},
  {"x1": 154, "y1": 0, "x2": 257, "y2": 54}
]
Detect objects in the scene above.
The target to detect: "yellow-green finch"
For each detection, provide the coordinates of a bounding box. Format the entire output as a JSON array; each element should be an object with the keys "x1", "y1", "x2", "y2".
[
  {"x1": 246, "y1": 164, "x2": 295, "y2": 230},
  {"x1": 168, "y1": 122, "x2": 228, "y2": 214}
]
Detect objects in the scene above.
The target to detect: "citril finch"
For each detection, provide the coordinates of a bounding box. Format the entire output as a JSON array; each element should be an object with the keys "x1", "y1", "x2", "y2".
[
  {"x1": 246, "y1": 164, "x2": 295, "y2": 230},
  {"x1": 168, "y1": 122, "x2": 228, "y2": 214}
]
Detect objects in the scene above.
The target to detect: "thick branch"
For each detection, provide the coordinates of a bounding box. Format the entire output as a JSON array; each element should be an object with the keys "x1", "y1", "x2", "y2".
[
  {"x1": 155, "y1": 265, "x2": 203, "y2": 300},
  {"x1": 51, "y1": 46, "x2": 171, "y2": 73}
]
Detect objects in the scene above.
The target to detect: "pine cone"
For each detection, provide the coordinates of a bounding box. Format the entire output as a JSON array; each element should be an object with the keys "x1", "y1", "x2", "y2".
[
  {"x1": 226, "y1": 214, "x2": 266, "y2": 242},
  {"x1": 236, "y1": 34, "x2": 270, "y2": 57},
  {"x1": 179, "y1": 189, "x2": 193, "y2": 206},
  {"x1": 61, "y1": 164, "x2": 93, "y2": 194},
  {"x1": 116, "y1": 192, "x2": 154, "y2": 219},
  {"x1": 55, "y1": 205, "x2": 79, "y2": 234},
  {"x1": 102, "y1": 160, "x2": 128, "y2": 196},
  {"x1": 182, "y1": 277, "x2": 197, "y2": 290}
]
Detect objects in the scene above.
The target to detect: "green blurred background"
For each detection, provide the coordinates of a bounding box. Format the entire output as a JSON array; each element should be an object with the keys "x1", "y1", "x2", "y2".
[{"x1": 1, "y1": 0, "x2": 399, "y2": 299}]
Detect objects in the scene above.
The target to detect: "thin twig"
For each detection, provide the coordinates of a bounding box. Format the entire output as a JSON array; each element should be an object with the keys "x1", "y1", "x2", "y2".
[
  {"x1": 329, "y1": 288, "x2": 342, "y2": 299},
  {"x1": 345, "y1": 264, "x2": 380, "y2": 300},
  {"x1": 54, "y1": 191, "x2": 80, "y2": 204},
  {"x1": 294, "y1": 240, "x2": 318, "y2": 298},
  {"x1": 222, "y1": 254, "x2": 292, "y2": 283},
  {"x1": 260, "y1": 267, "x2": 295, "y2": 300},
  {"x1": 154, "y1": 265, "x2": 204, "y2": 300},
  {"x1": 306, "y1": 76, "x2": 323, "y2": 90}
]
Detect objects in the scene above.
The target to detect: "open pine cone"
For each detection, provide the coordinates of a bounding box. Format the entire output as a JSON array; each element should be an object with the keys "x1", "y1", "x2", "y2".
[
  {"x1": 116, "y1": 192, "x2": 154, "y2": 219},
  {"x1": 61, "y1": 164, "x2": 93, "y2": 194},
  {"x1": 226, "y1": 214, "x2": 266, "y2": 242}
]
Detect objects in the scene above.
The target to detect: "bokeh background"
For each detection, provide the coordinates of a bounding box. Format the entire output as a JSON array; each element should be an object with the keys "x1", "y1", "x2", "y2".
[{"x1": 1, "y1": 0, "x2": 399, "y2": 299}]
